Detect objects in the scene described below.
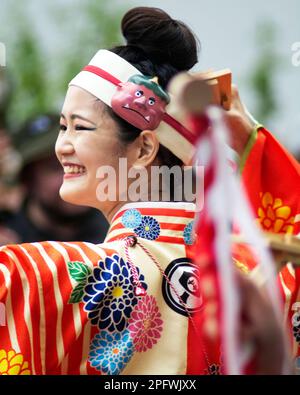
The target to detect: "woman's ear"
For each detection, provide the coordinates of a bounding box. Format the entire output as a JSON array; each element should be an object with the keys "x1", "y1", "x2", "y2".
[{"x1": 133, "y1": 130, "x2": 160, "y2": 167}]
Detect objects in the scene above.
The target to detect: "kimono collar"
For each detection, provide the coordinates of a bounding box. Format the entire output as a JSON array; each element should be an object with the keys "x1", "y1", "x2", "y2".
[{"x1": 104, "y1": 201, "x2": 196, "y2": 245}]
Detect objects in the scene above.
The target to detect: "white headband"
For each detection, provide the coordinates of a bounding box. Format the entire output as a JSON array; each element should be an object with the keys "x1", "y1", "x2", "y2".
[{"x1": 69, "y1": 49, "x2": 195, "y2": 164}]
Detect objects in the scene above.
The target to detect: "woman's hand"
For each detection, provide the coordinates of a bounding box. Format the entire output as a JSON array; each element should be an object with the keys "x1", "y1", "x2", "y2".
[{"x1": 224, "y1": 85, "x2": 257, "y2": 157}]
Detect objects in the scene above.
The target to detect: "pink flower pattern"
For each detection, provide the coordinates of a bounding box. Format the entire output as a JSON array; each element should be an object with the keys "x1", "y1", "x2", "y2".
[{"x1": 128, "y1": 295, "x2": 163, "y2": 352}]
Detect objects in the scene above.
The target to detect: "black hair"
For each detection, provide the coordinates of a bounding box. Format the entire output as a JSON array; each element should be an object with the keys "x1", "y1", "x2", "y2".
[{"x1": 108, "y1": 7, "x2": 199, "y2": 168}]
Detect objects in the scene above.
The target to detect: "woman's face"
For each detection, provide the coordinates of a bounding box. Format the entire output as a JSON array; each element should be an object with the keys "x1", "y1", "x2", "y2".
[{"x1": 56, "y1": 86, "x2": 127, "y2": 218}]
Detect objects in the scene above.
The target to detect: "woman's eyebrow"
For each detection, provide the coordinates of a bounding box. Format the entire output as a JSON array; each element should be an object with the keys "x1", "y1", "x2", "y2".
[{"x1": 60, "y1": 113, "x2": 97, "y2": 127}]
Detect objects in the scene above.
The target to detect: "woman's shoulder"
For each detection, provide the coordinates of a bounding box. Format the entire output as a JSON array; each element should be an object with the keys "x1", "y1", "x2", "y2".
[
  {"x1": 0, "y1": 240, "x2": 125, "y2": 305},
  {"x1": 0, "y1": 239, "x2": 122, "y2": 269}
]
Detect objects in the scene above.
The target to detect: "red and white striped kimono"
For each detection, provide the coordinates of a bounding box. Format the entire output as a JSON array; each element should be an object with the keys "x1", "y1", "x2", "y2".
[
  {"x1": 0, "y1": 201, "x2": 205, "y2": 375},
  {"x1": 0, "y1": 127, "x2": 299, "y2": 375}
]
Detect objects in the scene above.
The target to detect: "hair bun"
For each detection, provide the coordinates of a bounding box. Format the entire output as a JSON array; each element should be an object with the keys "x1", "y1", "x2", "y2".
[{"x1": 121, "y1": 7, "x2": 199, "y2": 71}]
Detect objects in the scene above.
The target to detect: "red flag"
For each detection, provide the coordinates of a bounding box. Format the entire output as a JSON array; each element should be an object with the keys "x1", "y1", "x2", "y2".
[
  {"x1": 242, "y1": 127, "x2": 300, "y2": 365},
  {"x1": 242, "y1": 127, "x2": 300, "y2": 236}
]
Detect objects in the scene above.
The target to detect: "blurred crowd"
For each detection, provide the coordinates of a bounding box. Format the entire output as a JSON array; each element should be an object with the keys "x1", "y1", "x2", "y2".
[{"x1": 0, "y1": 69, "x2": 109, "y2": 246}]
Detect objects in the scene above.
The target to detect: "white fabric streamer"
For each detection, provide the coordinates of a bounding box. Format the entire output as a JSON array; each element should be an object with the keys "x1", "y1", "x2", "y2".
[{"x1": 195, "y1": 106, "x2": 289, "y2": 374}]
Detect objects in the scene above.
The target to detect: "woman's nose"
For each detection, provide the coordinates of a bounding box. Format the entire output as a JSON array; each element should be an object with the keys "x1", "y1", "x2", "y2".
[
  {"x1": 55, "y1": 130, "x2": 75, "y2": 157},
  {"x1": 133, "y1": 96, "x2": 147, "y2": 109}
]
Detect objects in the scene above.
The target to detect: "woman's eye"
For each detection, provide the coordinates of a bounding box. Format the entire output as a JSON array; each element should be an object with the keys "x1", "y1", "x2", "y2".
[
  {"x1": 75, "y1": 125, "x2": 96, "y2": 131},
  {"x1": 148, "y1": 98, "x2": 155, "y2": 106},
  {"x1": 59, "y1": 124, "x2": 96, "y2": 132},
  {"x1": 135, "y1": 90, "x2": 143, "y2": 97}
]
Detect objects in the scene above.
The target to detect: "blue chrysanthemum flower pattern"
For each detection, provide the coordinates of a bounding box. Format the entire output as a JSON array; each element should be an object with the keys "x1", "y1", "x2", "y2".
[
  {"x1": 121, "y1": 209, "x2": 142, "y2": 229},
  {"x1": 83, "y1": 254, "x2": 147, "y2": 332},
  {"x1": 89, "y1": 330, "x2": 134, "y2": 375},
  {"x1": 183, "y1": 221, "x2": 195, "y2": 245},
  {"x1": 134, "y1": 216, "x2": 160, "y2": 241}
]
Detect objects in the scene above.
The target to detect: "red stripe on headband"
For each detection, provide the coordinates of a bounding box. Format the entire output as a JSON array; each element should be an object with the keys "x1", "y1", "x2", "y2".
[
  {"x1": 163, "y1": 113, "x2": 198, "y2": 145},
  {"x1": 83, "y1": 65, "x2": 121, "y2": 86},
  {"x1": 82, "y1": 64, "x2": 197, "y2": 144}
]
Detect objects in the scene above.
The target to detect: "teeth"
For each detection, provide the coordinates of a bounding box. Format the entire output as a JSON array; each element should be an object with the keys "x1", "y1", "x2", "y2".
[
  {"x1": 145, "y1": 116, "x2": 150, "y2": 121},
  {"x1": 64, "y1": 165, "x2": 86, "y2": 174},
  {"x1": 124, "y1": 103, "x2": 129, "y2": 108}
]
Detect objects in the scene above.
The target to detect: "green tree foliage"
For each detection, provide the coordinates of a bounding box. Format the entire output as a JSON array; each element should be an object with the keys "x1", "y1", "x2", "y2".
[
  {"x1": 51, "y1": 0, "x2": 124, "y2": 101},
  {"x1": 248, "y1": 22, "x2": 280, "y2": 123},
  {"x1": 8, "y1": 28, "x2": 48, "y2": 125},
  {"x1": 0, "y1": 0, "x2": 127, "y2": 128}
]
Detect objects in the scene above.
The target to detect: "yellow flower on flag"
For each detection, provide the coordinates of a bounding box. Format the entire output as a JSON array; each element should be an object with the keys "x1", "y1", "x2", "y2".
[
  {"x1": 0, "y1": 349, "x2": 30, "y2": 375},
  {"x1": 257, "y1": 192, "x2": 295, "y2": 234}
]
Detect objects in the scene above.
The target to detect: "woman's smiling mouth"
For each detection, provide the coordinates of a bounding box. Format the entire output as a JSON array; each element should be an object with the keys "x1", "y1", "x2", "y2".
[{"x1": 63, "y1": 163, "x2": 87, "y2": 178}]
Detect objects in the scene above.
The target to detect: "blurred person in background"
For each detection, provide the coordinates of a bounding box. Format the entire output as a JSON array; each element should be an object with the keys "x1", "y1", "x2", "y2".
[
  {"x1": 0, "y1": 68, "x2": 24, "y2": 244},
  {"x1": 1, "y1": 114, "x2": 108, "y2": 245}
]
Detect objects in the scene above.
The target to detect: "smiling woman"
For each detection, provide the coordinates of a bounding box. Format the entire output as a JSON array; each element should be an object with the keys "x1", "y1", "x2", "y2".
[
  {"x1": 57, "y1": 86, "x2": 124, "y2": 216},
  {"x1": 0, "y1": 6, "x2": 299, "y2": 376}
]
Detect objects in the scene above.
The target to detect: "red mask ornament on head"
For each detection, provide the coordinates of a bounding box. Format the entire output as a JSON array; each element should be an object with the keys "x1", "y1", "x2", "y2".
[{"x1": 111, "y1": 75, "x2": 170, "y2": 130}]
